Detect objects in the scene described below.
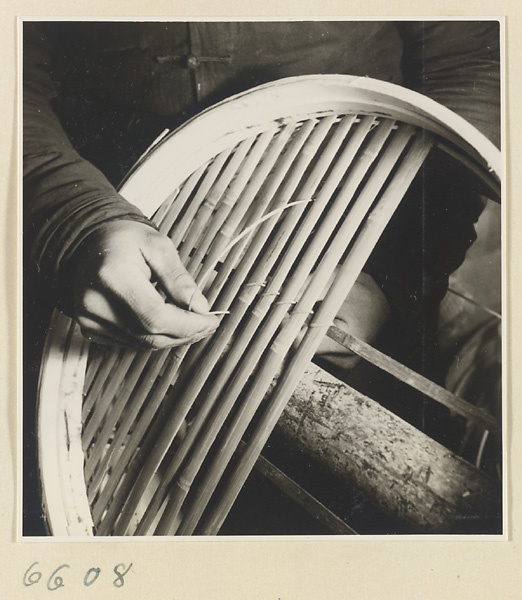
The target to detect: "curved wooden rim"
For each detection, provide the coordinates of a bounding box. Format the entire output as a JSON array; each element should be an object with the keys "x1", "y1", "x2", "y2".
[
  {"x1": 37, "y1": 310, "x2": 93, "y2": 536},
  {"x1": 120, "y1": 75, "x2": 500, "y2": 214}
]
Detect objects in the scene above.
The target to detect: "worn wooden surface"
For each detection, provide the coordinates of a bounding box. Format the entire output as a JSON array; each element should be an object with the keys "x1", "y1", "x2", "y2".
[{"x1": 277, "y1": 364, "x2": 501, "y2": 533}]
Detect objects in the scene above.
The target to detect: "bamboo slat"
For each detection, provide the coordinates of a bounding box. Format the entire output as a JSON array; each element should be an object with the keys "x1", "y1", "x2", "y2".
[
  {"x1": 113, "y1": 117, "x2": 340, "y2": 534},
  {"x1": 172, "y1": 119, "x2": 406, "y2": 535},
  {"x1": 197, "y1": 133, "x2": 433, "y2": 535},
  {"x1": 143, "y1": 116, "x2": 386, "y2": 535},
  {"x1": 119, "y1": 116, "x2": 355, "y2": 534},
  {"x1": 160, "y1": 166, "x2": 207, "y2": 238},
  {"x1": 183, "y1": 132, "x2": 274, "y2": 272},
  {"x1": 325, "y1": 326, "x2": 500, "y2": 435}
]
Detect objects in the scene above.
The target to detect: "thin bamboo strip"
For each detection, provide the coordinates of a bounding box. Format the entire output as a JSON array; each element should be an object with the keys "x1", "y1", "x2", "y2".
[
  {"x1": 81, "y1": 349, "x2": 121, "y2": 422},
  {"x1": 177, "y1": 148, "x2": 234, "y2": 262},
  {"x1": 174, "y1": 139, "x2": 256, "y2": 250},
  {"x1": 447, "y1": 288, "x2": 501, "y2": 320},
  {"x1": 187, "y1": 127, "x2": 291, "y2": 274},
  {"x1": 192, "y1": 121, "x2": 300, "y2": 297},
  {"x1": 172, "y1": 136, "x2": 255, "y2": 270},
  {"x1": 152, "y1": 186, "x2": 180, "y2": 231},
  {"x1": 205, "y1": 116, "x2": 348, "y2": 307},
  {"x1": 83, "y1": 346, "x2": 106, "y2": 394},
  {"x1": 90, "y1": 347, "x2": 176, "y2": 517},
  {"x1": 82, "y1": 350, "x2": 138, "y2": 452},
  {"x1": 159, "y1": 166, "x2": 207, "y2": 238},
  {"x1": 164, "y1": 117, "x2": 336, "y2": 406},
  {"x1": 199, "y1": 133, "x2": 433, "y2": 535},
  {"x1": 127, "y1": 116, "x2": 343, "y2": 534},
  {"x1": 135, "y1": 116, "x2": 362, "y2": 534},
  {"x1": 326, "y1": 326, "x2": 500, "y2": 434},
  {"x1": 193, "y1": 200, "x2": 311, "y2": 301},
  {"x1": 97, "y1": 346, "x2": 196, "y2": 534},
  {"x1": 167, "y1": 118, "x2": 398, "y2": 535},
  {"x1": 84, "y1": 350, "x2": 154, "y2": 482},
  {"x1": 170, "y1": 144, "x2": 254, "y2": 248},
  {"x1": 186, "y1": 130, "x2": 276, "y2": 273},
  {"x1": 182, "y1": 124, "x2": 293, "y2": 267}
]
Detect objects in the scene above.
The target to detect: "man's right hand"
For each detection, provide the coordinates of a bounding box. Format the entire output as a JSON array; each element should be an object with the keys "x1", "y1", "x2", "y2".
[{"x1": 72, "y1": 220, "x2": 219, "y2": 349}]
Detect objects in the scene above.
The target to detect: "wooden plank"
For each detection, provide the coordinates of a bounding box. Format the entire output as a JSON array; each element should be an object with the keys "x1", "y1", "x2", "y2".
[{"x1": 326, "y1": 326, "x2": 500, "y2": 436}]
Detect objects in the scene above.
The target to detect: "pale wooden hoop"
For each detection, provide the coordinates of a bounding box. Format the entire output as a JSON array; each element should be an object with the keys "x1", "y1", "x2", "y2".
[{"x1": 37, "y1": 75, "x2": 501, "y2": 537}]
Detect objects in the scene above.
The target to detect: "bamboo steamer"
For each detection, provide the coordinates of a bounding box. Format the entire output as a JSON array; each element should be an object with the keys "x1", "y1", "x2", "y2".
[{"x1": 36, "y1": 75, "x2": 501, "y2": 537}]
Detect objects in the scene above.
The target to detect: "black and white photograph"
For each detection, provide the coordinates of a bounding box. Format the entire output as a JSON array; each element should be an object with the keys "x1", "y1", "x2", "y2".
[{"x1": 22, "y1": 19, "x2": 504, "y2": 539}]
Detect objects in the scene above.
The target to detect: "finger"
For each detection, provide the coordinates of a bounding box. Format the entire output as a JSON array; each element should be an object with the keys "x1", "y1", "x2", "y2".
[
  {"x1": 134, "y1": 326, "x2": 218, "y2": 349},
  {"x1": 141, "y1": 234, "x2": 210, "y2": 314},
  {"x1": 105, "y1": 264, "x2": 219, "y2": 339},
  {"x1": 79, "y1": 314, "x2": 217, "y2": 350},
  {"x1": 78, "y1": 315, "x2": 143, "y2": 347}
]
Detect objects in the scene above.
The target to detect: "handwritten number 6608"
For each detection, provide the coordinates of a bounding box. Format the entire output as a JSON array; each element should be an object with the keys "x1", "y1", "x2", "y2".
[{"x1": 23, "y1": 562, "x2": 133, "y2": 589}]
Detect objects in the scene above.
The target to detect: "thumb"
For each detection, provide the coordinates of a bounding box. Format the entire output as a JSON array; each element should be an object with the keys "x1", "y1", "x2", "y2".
[{"x1": 141, "y1": 233, "x2": 210, "y2": 314}]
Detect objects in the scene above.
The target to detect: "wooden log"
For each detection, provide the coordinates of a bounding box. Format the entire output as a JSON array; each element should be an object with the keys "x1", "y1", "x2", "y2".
[{"x1": 275, "y1": 364, "x2": 501, "y2": 534}]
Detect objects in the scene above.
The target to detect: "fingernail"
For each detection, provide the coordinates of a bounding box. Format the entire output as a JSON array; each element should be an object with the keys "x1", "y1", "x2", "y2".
[{"x1": 190, "y1": 289, "x2": 210, "y2": 314}]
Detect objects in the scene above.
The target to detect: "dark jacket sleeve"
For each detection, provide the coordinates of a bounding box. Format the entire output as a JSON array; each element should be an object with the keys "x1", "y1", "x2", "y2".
[
  {"x1": 23, "y1": 23, "x2": 154, "y2": 303},
  {"x1": 363, "y1": 21, "x2": 501, "y2": 328}
]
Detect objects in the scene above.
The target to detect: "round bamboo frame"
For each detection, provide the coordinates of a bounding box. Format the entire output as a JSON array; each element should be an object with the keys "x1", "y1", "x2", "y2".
[{"x1": 36, "y1": 75, "x2": 501, "y2": 537}]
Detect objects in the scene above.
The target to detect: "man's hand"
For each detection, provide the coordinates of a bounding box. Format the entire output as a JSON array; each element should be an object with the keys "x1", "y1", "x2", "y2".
[{"x1": 72, "y1": 220, "x2": 219, "y2": 349}]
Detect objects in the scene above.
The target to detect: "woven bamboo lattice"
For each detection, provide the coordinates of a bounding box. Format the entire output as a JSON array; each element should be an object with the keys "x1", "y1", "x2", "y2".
[{"x1": 36, "y1": 75, "x2": 501, "y2": 536}]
